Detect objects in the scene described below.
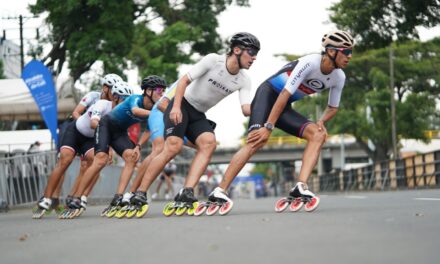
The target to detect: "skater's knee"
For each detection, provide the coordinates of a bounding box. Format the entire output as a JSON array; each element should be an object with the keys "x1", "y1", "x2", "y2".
[
  {"x1": 165, "y1": 137, "x2": 183, "y2": 155},
  {"x1": 196, "y1": 134, "x2": 216, "y2": 153}
]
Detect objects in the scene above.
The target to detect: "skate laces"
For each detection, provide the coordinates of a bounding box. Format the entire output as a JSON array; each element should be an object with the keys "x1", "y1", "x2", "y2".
[
  {"x1": 111, "y1": 194, "x2": 123, "y2": 206},
  {"x1": 296, "y1": 182, "x2": 315, "y2": 197},
  {"x1": 38, "y1": 197, "x2": 52, "y2": 210},
  {"x1": 210, "y1": 187, "x2": 230, "y2": 202}
]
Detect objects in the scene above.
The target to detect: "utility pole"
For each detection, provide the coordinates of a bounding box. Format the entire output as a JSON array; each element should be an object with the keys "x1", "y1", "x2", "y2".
[
  {"x1": 389, "y1": 43, "x2": 398, "y2": 159},
  {"x1": 19, "y1": 15, "x2": 24, "y2": 72},
  {"x1": 1, "y1": 14, "x2": 38, "y2": 74}
]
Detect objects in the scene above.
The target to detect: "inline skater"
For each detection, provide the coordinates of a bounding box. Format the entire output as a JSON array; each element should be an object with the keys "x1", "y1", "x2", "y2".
[
  {"x1": 33, "y1": 78, "x2": 128, "y2": 219},
  {"x1": 205, "y1": 30, "x2": 354, "y2": 215},
  {"x1": 49, "y1": 73, "x2": 122, "y2": 214},
  {"x1": 67, "y1": 76, "x2": 166, "y2": 219},
  {"x1": 131, "y1": 32, "x2": 259, "y2": 217}
]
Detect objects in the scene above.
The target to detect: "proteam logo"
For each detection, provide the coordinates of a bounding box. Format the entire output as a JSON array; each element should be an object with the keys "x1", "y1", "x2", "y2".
[{"x1": 306, "y1": 79, "x2": 325, "y2": 90}]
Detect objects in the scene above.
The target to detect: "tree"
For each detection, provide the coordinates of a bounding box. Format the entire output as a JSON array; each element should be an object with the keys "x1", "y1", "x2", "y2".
[
  {"x1": 0, "y1": 59, "x2": 5, "y2": 79},
  {"x1": 329, "y1": 0, "x2": 440, "y2": 51},
  {"x1": 29, "y1": 0, "x2": 250, "y2": 87}
]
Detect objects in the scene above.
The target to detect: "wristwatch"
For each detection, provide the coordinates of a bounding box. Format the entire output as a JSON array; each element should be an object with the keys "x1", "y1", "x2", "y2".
[{"x1": 263, "y1": 122, "x2": 274, "y2": 131}]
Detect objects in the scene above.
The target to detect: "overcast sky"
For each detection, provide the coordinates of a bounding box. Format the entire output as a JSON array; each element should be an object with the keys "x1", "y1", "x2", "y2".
[{"x1": 1, "y1": 0, "x2": 439, "y2": 147}]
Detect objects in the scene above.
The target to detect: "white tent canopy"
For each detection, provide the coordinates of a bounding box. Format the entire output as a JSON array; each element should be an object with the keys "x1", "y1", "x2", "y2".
[{"x1": 0, "y1": 79, "x2": 76, "y2": 121}]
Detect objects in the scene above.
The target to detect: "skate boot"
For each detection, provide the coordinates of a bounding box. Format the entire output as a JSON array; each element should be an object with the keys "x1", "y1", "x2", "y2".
[
  {"x1": 195, "y1": 187, "x2": 233, "y2": 216},
  {"x1": 275, "y1": 182, "x2": 320, "y2": 213},
  {"x1": 126, "y1": 191, "x2": 149, "y2": 218},
  {"x1": 102, "y1": 194, "x2": 123, "y2": 218},
  {"x1": 115, "y1": 192, "x2": 134, "y2": 218},
  {"x1": 50, "y1": 197, "x2": 65, "y2": 215},
  {"x1": 32, "y1": 197, "x2": 52, "y2": 219},
  {"x1": 73, "y1": 195, "x2": 87, "y2": 218},
  {"x1": 151, "y1": 193, "x2": 158, "y2": 200},
  {"x1": 163, "y1": 188, "x2": 198, "y2": 216},
  {"x1": 59, "y1": 197, "x2": 82, "y2": 219}
]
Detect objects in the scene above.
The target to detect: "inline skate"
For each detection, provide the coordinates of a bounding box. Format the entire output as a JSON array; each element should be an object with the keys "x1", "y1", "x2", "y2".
[
  {"x1": 59, "y1": 197, "x2": 83, "y2": 219},
  {"x1": 115, "y1": 192, "x2": 134, "y2": 218},
  {"x1": 275, "y1": 182, "x2": 320, "y2": 213},
  {"x1": 32, "y1": 197, "x2": 52, "y2": 219},
  {"x1": 163, "y1": 187, "x2": 198, "y2": 217},
  {"x1": 195, "y1": 187, "x2": 233, "y2": 216},
  {"x1": 125, "y1": 191, "x2": 149, "y2": 218},
  {"x1": 101, "y1": 194, "x2": 123, "y2": 218}
]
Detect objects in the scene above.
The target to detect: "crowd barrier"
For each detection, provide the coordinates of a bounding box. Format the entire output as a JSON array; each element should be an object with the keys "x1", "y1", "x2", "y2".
[
  {"x1": 315, "y1": 150, "x2": 440, "y2": 192},
  {"x1": 0, "y1": 151, "x2": 184, "y2": 209}
]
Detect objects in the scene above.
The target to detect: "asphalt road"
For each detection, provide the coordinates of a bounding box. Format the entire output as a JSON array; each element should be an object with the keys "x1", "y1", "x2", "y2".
[{"x1": 1, "y1": 189, "x2": 440, "y2": 264}]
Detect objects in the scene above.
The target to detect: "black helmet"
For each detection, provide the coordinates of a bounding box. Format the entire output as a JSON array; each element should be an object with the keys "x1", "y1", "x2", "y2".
[
  {"x1": 230, "y1": 32, "x2": 260, "y2": 51},
  {"x1": 141, "y1": 75, "x2": 167, "y2": 90}
]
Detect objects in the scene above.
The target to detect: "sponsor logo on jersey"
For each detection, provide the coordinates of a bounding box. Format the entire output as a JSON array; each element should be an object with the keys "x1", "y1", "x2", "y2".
[
  {"x1": 289, "y1": 63, "x2": 311, "y2": 87},
  {"x1": 306, "y1": 79, "x2": 325, "y2": 90},
  {"x1": 208, "y1": 78, "x2": 233, "y2": 94}
]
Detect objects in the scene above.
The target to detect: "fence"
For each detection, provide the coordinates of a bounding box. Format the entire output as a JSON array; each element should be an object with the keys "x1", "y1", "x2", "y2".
[
  {"x1": 0, "y1": 151, "x2": 57, "y2": 208},
  {"x1": 0, "y1": 150, "x2": 184, "y2": 209},
  {"x1": 315, "y1": 150, "x2": 440, "y2": 192}
]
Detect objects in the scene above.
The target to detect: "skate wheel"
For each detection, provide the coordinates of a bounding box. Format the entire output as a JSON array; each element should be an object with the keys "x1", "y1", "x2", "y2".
[
  {"x1": 289, "y1": 198, "x2": 304, "y2": 212},
  {"x1": 100, "y1": 207, "x2": 110, "y2": 217},
  {"x1": 219, "y1": 201, "x2": 234, "y2": 216},
  {"x1": 163, "y1": 202, "x2": 176, "y2": 217},
  {"x1": 55, "y1": 205, "x2": 65, "y2": 215},
  {"x1": 206, "y1": 203, "x2": 219, "y2": 216},
  {"x1": 58, "y1": 210, "x2": 68, "y2": 219},
  {"x1": 115, "y1": 208, "x2": 128, "y2": 219},
  {"x1": 186, "y1": 202, "x2": 199, "y2": 216},
  {"x1": 106, "y1": 207, "x2": 118, "y2": 218},
  {"x1": 32, "y1": 209, "x2": 46, "y2": 219},
  {"x1": 275, "y1": 198, "x2": 289, "y2": 212},
  {"x1": 125, "y1": 208, "x2": 137, "y2": 219},
  {"x1": 304, "y1": 196, "x2": 320, "y2": 212},
  {"x1": 135, "y1": 204, "x2": 149, "y2": 218},
  {"x1": 194, "y1": 203, "x2": 207, "y2": 216},
  {"x1": 175, "y1": 207, "x2": 187, "y2": 216}
]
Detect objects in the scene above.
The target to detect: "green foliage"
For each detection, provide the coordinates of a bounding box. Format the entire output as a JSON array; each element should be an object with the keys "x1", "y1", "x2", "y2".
[
  {"x1": 329, "y1": 0, "x2": 440, "y2": 51},
  {"x1": 0, "y1": 60, "x2": 5, "y2": 79},
  {"x1": 30, "y1": 0, "x2": 250, "y2": 84}
]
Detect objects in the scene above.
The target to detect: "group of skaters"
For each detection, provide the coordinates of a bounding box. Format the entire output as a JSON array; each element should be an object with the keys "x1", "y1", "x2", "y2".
[{"x1": 33, "y1": 29, "x2": 354, "y2": 219}]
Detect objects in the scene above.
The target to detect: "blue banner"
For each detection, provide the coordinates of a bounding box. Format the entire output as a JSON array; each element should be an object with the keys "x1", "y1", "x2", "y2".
[{"x1": 21, "y1": 60, "x2": 58, "y2": 146}]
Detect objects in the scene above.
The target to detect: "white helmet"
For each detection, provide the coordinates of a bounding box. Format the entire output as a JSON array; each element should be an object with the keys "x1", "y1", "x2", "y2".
[
  {"x1": 101, "y1": 73, "x2": 123, "y2": 87},
  {"x1": 322, "y1": 30, "x2": 354, "y2": 49},
  {"x1": 111, "y1": 81, "x2": 133, "y2": 97}
]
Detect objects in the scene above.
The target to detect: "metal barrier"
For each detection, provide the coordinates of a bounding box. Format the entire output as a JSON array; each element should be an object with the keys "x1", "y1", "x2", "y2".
[
  {"x1": 0, "y1": 150, "x2": 186, "y2": 209},
  {"x1": 318, "y1": 150, "x2": 440, "y2": 192},
  {"x1": 0, "y1": 151, "x2": 57, "y2": 207}
]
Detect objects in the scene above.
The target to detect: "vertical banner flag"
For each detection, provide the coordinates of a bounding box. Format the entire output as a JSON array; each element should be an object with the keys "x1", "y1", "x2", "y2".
[{"x1": 21, "y1": 60, "x2": 58, "y2": 146}]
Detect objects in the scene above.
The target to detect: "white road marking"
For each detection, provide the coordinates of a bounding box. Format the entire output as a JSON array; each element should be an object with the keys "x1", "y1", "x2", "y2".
[
  {"x1": 414, "y1": 198, "x2": 440, "y2": 201},
  {"x1": 345, "y1": 195, "x2": 367, "y2": 199}
]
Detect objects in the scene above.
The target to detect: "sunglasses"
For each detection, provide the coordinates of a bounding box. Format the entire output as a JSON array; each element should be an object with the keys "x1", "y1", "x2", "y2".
[
  {"x1": 153, "y1": 87, "x2": 165, "y2": 94},
  {"x1": 329, "y1": 47, "x2": 353, "y2": 56},
  {"x1": 244, "y1": 47, "x2": 259, "y2": 57}
]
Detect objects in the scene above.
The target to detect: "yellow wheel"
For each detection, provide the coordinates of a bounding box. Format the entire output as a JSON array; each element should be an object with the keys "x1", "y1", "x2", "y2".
[
  {"x1": 175, "y1": 207, "x2": 187, "y2": 216},
  {"x1": 186, "y1": 202, "x2": 199, "y2": 216},
  {"x1": 106, "y1": 207, "x2": 118, "y2": 218},
  {"x1": 135, "y1": 204, "x2": 149, "y2": 218},
  {"x1": 163, "y1": 202, "x2": 176, "y2": 217},
  {"x1": 125, "y1": 208, "x2": 137, "y2": 218},
  {"x1": 115, "y1": 208, "x2": 128, "y2": 219}
]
